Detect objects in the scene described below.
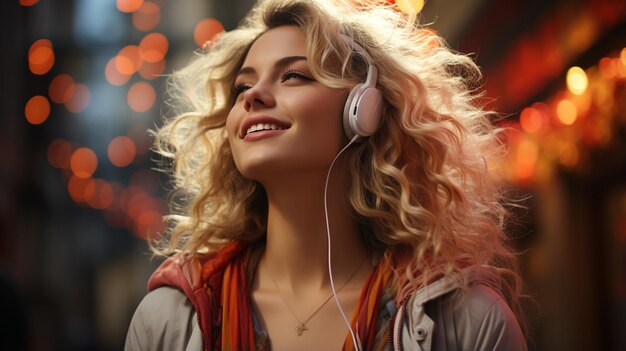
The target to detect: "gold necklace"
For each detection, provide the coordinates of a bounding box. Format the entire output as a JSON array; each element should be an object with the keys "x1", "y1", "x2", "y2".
[{"x1": 269, "y1": 256, "x2": 369, "y2": 336}]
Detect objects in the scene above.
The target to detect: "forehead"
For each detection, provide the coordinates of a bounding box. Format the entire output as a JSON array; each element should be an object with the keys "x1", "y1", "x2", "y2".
[{"x1": 243, "y1": 25, "x2": 307, "y2": 65}]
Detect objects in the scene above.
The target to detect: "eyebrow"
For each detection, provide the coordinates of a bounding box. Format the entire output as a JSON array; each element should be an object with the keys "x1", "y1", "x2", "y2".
[{"x1": 235, "y1": 55, "x2": 308, "y2": 78}]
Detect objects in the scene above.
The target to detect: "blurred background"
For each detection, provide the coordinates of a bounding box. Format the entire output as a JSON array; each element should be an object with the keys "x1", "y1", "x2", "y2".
[{"x1": 1, "y1": 0, "x2": 625, "y2": 350}]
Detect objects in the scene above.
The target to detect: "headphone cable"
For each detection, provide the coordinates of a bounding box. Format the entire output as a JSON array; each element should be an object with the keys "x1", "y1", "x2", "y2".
[{"x1": 324, "y1": 134, "x2": 362, "y2": 351}]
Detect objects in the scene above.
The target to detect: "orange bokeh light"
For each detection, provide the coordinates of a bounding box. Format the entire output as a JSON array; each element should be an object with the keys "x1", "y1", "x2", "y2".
[
  {"x1": 68, "y1": 175, "x2": 92, "y2": 203},
  {"x1": 519, "y1": 107, "x2": 543, "y2": 134},
  {"x1": 127, "y1": 82, "x2": 156, "y2": 112},
  {"x1": 134, "y1": 209, "x2": 164, "y2": 239},
  {"x1": 116, "y1": 45, "x2": 143, "y2": 75},
  {"x1": 132, "y1": 2, "x2": 160, "y2": 31},
  {"x1": 47, "y1": 139, "x2": 73, "y2": 169},
  {"x1": 28, "y1": 40, "x2": 55, "y2": 75},
  {"x1": 139, "y1": 32, "x2": 168, "y2": 63},
  {"x1": 556, "y1": 99, "x2": 577, "y2": 125},
  {"x1": 19, "y1": 0, "x2": 40, "y2": 6},
  {"x1": 85, "y1": 179, "x2": 115, "y2": 209},
  {"x1": 70, "y1": 147, "x2": 98, "y2": 179},
  {"x1": 117, "y1": 0, "x2": 143, "y2": 13},
  {"x1": 24, "y1": 95, "x2": 51, "y2": 125},
  {"x1": 599, "y1": 57, "x2": 617, "y2": 79},
  {"x1": 28, "y1": 39, "x2": 52, "y2": 55},
  {"x1": 108, "y1": 136, "x2": 137, "y2": 167},
  {"x1": 138, "y1": 59, "x2": 165, "y2": 80},
  {"x1": 49, "y1": 74, "x2": 75, "y2": 104},
  {"x1": 64, "y1": 83, "x2": 91, "y2": 113},
  {"x1": 558, "y1": 142, "x2": 579, "y2": 167},
  {"x1": 193, "y1": 18, "x2": 224, "y2": 48},
  {"x1": 105, "y1": 57, "x2": 132, "y2": 86}
]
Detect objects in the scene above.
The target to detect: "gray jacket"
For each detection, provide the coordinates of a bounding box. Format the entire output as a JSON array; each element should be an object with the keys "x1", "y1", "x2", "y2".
[{"x1": 125, "y1": 268, "x2": 527, "y2": 350}]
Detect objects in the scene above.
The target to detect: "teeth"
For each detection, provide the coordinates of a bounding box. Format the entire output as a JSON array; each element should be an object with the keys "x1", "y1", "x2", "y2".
[{"x1": 246, "y1": 123, "x2": 284, "y2": 135}]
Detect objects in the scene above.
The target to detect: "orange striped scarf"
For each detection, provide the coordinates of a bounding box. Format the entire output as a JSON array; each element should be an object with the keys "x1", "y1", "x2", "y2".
[{"x1": 210, "y1": 242, "x2": 394, "y2": 350}]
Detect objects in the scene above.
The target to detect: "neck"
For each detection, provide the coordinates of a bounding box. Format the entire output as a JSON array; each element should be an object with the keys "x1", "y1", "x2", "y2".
[{"x1": 256, "y1": 163, "x2": 371, "y2": 296}]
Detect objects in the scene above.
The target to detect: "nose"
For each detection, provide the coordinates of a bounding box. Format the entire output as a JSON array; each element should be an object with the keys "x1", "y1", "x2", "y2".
[{"x1": 243, "y1": 82, "x2": 276, "y2": 112}]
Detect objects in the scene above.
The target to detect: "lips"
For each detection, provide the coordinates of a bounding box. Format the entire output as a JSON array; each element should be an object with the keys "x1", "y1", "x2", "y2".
[{"x1": 240, "y1": 115, "x2": 291, "y2": 139}]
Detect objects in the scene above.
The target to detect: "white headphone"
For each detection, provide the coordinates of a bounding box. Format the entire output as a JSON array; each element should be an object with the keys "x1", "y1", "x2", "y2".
[{"x1": 341, "y1": 34, "x2": 383, "y2": 140}]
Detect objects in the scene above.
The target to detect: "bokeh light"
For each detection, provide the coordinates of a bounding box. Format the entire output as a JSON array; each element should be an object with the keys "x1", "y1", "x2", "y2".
[
  {"x1": 70, "y1": 147, "x2": 98, "y2": 179},
  {"x1": 28, "y1": 39, "x2": 55, "y2": 75},
  {"x1": 105, "y1": 57, "x2": 132, "y2": 86},
  {"x1": 617, "y1": 56, "x2": 626, "y2": 78},
  {"x1": 558, "y1": 142, "x2": 579, "y2": 167},
  {"x1": 64, "y1": 83, "x2": 91, "y2": 113},
  {"x1": 85, "y1": 179, "x2": 114, "y2": 209},
  {"x1": 515, "y1": 138, "x2": 539, "y2": 180},
  {"x1": 138, "y1": 59, "x2": 166, "y2": 80},
  {"x1": 520, "y1": 107, "x2": 544, "y2": 134},
  {"x1": 108, "y1": 136, "x2": 137, "y2": 167},
  {"x1": 138, "y1": 32, "x2": 168, "y2": 63},
  {"x1": 24, "y1": 95, "x2": 51, "y2": 125},
  {"x1": 127, "y1": 82, "x2": 156, "y2": 112},
  {"x1": 556, "y1": 99, "x2": 578, "y2": 125},
  {"x1": 599, "y1": 57, "x2": 617, "y2": 79},
  {"x1": 116, "y1": 0, "x2": 144, "y2": 13},
  {"x1": 47, "y1": 139, "x2": 73, "y2": 169},
  {"x1": 132, "y1": 1, "x2": 160, "y2": 31},
  {"x1": 19, "y1": 0, "x2": 40, "y2": 6},
  {"x1": 395, "y1": 0, "x2": 425, "y2": 15},
  {"x1": 193, "y1": 18, "x2": 224, "y2": 48},
  {"x1": 115, "y1": 45, "x2": 143, "y2": 75},
  {"x1": 67, "y1": 175, "x2": 91, "y2": 203},
  {"x1": 49, "y1": 74, "x2": 75, "y2": 104},
  {"x1": 566, "y1": 66, "x2": 588, "y2": 95}
]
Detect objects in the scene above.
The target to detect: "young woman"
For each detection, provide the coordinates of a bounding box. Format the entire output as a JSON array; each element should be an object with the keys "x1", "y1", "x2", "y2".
[{"x1": 125, "y1": 0, "x2": 528, "y2": 350}]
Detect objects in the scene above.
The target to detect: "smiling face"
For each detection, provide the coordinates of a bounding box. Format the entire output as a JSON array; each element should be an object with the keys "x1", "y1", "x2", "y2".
[{"x1": 226, "y1": 25, "x2": 348, "y2": 183}]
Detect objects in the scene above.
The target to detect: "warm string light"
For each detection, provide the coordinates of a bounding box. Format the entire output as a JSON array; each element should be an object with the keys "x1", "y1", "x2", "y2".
[{"x1": 504, "y1": 48, "x2": 626, "y2": 185}]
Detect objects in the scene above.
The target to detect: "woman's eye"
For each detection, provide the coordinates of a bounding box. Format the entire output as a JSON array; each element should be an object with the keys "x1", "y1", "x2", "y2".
[
  {"x1": 281, "y1": 70, "x2": 312, "y2": 82},
  {"x1": 232, "y1": 83, "x2": 250, "y2": 98}
]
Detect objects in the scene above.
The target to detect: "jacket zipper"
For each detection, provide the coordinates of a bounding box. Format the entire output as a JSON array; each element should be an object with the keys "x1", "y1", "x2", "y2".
[
  {"x1": 197, "y1": 312, "x2": 210, "y2": 351},
  {"x1": 392, "y1": 302, "x2": 405, "y2": 351}
]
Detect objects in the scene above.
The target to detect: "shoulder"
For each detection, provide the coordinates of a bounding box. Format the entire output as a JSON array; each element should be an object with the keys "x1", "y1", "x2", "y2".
[
  {"x1": 428, "y1": 284, "x2": 527, "y2": 351},
  {"x1": 125, "y1": 287, "x2": 200, "y2": 351}
]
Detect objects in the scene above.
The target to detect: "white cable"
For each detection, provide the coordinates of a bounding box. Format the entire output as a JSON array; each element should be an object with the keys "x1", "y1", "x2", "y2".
[{"x1": 324, "y1": 134, "x2": 362, "y2": 351}]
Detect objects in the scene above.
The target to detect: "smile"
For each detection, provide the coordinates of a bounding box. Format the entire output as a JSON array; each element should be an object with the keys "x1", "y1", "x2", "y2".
[
  {"x1": 246, "y1": 123, "x2": 286, "y2": 136},
  {"x1": 240, "y1": 115, "x2": 292, "y2": 139}
]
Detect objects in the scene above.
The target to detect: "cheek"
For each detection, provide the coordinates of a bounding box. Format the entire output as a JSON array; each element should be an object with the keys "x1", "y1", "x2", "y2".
[
  {"x1": 225, "y1": 109, "x2": 239, "y2": 140},
  {"x1": 295, "y1": 91, "x2": 347, "y2": 137}
]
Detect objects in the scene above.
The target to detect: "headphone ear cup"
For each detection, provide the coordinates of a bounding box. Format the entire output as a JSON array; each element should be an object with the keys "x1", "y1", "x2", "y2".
[
  {"x1": 343, "y1": 84, "x2": 383, "y2": 139},
  {"x1": 343, "y1": 83, "x2": 363, "y2": 139},
  {"x1": 353, "y1": 87, "x2": 382, "y2": 137}
]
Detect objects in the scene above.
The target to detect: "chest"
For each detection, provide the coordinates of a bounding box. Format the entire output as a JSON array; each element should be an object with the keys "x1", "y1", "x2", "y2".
[{"x1": 251, "y1": 288, "x2": 361, "y2": 350}]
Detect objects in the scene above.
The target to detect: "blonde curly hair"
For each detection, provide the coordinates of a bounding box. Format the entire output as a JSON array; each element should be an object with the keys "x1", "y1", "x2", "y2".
[{"x1": 154, "y1": 0, "x2": 525, "y2": 328}]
